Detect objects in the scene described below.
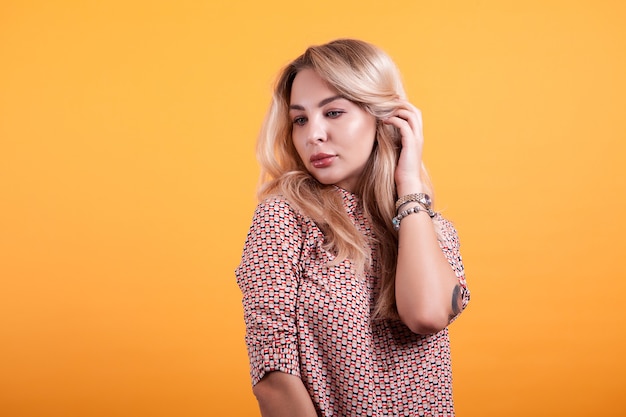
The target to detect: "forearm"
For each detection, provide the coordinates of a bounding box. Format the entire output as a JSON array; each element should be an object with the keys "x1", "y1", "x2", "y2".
[
  {"x1": 395, "y1": 204, "x2": 460, "y2": 334},
  {"x1": 388, "y1": 101, "x2": 464, "y2": 334},
  {"x1": 253, "y1": 371, "x2": 317, "y2": 417}
]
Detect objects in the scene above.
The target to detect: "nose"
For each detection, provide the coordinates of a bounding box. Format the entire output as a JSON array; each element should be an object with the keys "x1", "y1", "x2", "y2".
[{"x1": 305, "y1": 116, "x2": 327, "y2": 143}]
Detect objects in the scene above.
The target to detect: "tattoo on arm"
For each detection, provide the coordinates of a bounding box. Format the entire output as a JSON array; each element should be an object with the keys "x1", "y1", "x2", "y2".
[{"x1": 449, "y1": 284, "x2": 462, "y2": 320}]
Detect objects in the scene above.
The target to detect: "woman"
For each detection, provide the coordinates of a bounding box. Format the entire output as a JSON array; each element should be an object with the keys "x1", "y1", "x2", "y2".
[{"x1": 236, "y1": 39, "x2": 470, "y2": 417}]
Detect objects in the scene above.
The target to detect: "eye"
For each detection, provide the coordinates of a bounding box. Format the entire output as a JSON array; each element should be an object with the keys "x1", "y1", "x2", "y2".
[
  {"x1": 292, "y1": 116, "x2": 307, "y2": 126},
  {"x1": 326, "y1": 110, "x2": 344, "y2": 118}
]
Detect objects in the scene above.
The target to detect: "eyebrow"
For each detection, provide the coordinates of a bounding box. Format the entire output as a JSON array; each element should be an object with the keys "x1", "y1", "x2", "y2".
[{"x1": 289, "y1": 95, "x2": 344, "y2": 111}]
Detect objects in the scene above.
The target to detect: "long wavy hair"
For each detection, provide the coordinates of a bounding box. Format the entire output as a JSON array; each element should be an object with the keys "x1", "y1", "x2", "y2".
[{"x1": 256, "y1": 39, "x2": 435, "y2": 319}]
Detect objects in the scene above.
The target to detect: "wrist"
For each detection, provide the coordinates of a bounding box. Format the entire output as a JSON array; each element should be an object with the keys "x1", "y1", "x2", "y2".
[
  {"x1": 396, "y1": 201, "x2": 421, "y2": 213},
  {"x1": 395, "y1": 180, "x2": 424, "y2": 197},
  {"x1": 392, "y1": 204, "x2": 430, "y2": 231},
  {"x1": 395, "y1": 192, "x2": 435, "y2": 218}
]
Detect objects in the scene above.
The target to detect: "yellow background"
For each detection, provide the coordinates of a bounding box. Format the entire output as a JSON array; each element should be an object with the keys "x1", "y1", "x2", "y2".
[{"x1": 1, "y1": 1, "x2": 625, "y2": 416}]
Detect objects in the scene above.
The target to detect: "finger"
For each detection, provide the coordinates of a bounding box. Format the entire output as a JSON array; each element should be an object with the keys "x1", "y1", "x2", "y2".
[
  {"x1": 392, "y1": 101, "x2": 423, "y2": 127},
  {"x1": 393, "y1": 107, "x2": 422, "y2": 133},
  {"x1": 388, "y1": 112, "x2": 423, "y2": 145},
  {"x1": 383, "y1": 114, "x2": 414, "y2": 137}
]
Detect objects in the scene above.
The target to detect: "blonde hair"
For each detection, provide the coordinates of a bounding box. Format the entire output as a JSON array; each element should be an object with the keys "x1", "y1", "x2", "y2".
[{"x1": 257, "y1": 39, "x2": 434, "y2": 319}]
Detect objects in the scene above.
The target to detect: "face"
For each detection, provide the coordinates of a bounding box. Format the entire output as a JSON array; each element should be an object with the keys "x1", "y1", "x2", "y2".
[{"x1": 289, "y1": 69, "x2": 377, "y2": 192}]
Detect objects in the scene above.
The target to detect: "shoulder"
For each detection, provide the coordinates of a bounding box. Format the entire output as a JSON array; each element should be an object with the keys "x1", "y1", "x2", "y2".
[
  {"x1": 257, "y1": 194, "x2": 295, "y2": 211},
  {"x1": 238, "y1": 195, "x2": 323, "y2": 274},
  {"x1": 251, "y1": 194, "x2": 316, "y2": 234},
  {"x1": 255, "y1": 195, "x2": 303, "y2": 221}
]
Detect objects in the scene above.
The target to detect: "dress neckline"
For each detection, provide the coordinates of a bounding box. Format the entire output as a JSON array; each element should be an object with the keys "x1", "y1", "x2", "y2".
[{"x1": 332, "y1": 185, "x2": 360, "y2": 215}]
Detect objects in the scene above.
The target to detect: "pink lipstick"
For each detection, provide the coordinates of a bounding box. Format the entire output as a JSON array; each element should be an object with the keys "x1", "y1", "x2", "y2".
[{"x1": 310, "y1": 153, "x2": 336, "y2": 168}]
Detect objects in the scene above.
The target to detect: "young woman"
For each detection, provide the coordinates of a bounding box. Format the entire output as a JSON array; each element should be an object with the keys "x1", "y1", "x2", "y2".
[{"x1": 236, "y1": 39, "x2": 470, "y2": 417}]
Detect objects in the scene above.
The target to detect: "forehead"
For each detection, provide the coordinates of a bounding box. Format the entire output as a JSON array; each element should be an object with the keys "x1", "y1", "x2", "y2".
[{"x1": 290, "y1": 69, "x2": 339, "y2": 104}]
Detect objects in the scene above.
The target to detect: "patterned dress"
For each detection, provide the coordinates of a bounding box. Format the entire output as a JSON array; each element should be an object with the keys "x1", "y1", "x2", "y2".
[{"x1": 236, "y1": 187, "x2": 469, "y2": 416}]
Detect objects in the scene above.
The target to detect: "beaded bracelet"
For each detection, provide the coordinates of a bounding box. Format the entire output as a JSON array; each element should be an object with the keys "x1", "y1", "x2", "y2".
[
  {"x1": 395, "y1": 193, "x2": 435, "y2": 218},
  {"x1": 392, "y1": 205, "x2": 428, "y2": 231}
]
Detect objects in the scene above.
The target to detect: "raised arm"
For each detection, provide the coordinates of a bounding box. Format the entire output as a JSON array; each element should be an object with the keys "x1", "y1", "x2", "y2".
[
  {"x1": 395, "y1": 206, "x2": 462, "y2": 334},
  {"x1": 385, "y1": 103, "x2": 466, "y2": 334}
]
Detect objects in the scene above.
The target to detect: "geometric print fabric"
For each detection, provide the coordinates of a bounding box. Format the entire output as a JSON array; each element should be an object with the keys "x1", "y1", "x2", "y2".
[{"x1": 236, "y1": 187, "x2": 469, "y2": 416}]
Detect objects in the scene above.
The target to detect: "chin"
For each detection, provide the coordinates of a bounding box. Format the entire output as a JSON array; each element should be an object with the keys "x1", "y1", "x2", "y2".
[{"x1": 313, "y1": 177, "x2": 338, "y2": 186}]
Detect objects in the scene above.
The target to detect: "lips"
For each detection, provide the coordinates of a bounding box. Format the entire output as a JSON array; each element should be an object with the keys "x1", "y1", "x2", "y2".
[{"x1": 310, "y1": 153, "x2": 336, "y2": 168}]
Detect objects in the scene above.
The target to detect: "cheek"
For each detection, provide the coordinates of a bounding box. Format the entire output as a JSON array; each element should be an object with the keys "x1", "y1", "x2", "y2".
[
  {"x1": 291, "y1": 134, "x2": 306, "y2": 160},
  {"x1": 347, "y1": 113, "x2": 376, "y2": 137},
  {"x1": 352, "y1": 122, "x2": 377, "y2": 153}
]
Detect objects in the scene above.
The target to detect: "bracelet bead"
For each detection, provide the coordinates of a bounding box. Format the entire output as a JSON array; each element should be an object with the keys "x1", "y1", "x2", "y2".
[{"x1": 392, "y1": 205, "x2": 428, "y2": 231}]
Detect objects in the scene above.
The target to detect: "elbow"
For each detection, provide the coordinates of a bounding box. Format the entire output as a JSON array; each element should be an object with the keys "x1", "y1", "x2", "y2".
[{"x1": 399, "y1": 308, "x2": 450, "y2": 335}]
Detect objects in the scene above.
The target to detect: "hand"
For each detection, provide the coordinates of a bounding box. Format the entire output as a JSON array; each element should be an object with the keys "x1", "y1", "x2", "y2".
[{"x1": 383, "y1": 101, "x2": 425, "y2": 195}]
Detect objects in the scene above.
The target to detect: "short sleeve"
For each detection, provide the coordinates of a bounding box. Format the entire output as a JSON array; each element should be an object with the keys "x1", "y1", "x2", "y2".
[
  {"x1": 436, "y1": 215, "x2": 470, "y2": 322},
  {"x1": 235, "y1": 197, "x2": 305, "y2": 386}
]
